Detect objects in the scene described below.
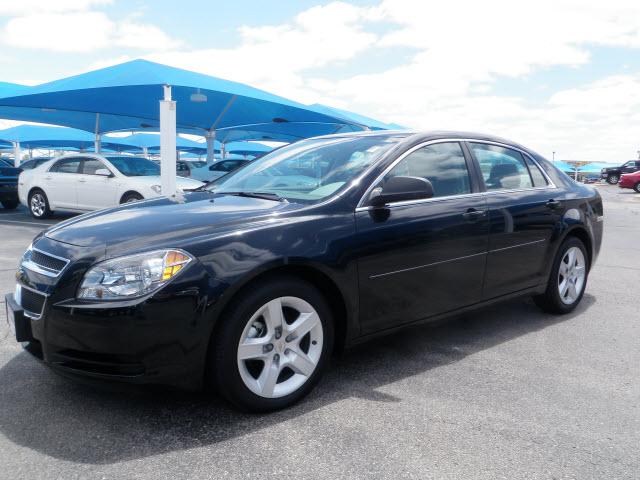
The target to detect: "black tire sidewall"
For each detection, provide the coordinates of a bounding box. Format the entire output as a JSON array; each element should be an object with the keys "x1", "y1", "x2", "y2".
[
  {"x1": 634, "y1": 182, "x2": 640, "y2": 193},
  {"x1": 211, "y1": 276, "x2": 334, "y2": 412},
  {"x1": 1, "y1": 199, "x2": 18, "y2": 209}
]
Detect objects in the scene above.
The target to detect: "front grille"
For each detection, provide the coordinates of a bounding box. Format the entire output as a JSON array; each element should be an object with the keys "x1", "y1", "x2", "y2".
[
  {"x1": 22, "y1": 248, "x2": 69, "y2": 277},
  {"x1": 31, "y1": 249, "x2": 67, "y2": 272},
  {"x1": 21, "y1": 288, "x2": 46, "y2": 316}
]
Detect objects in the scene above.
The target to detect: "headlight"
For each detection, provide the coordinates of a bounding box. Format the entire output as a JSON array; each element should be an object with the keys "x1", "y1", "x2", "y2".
[
  {"x1": 77, "y1": 249, "x2": 193, "y2": 300},
  {"x1": 150, "y1": 185, "x2": 162, "y2": 194}
]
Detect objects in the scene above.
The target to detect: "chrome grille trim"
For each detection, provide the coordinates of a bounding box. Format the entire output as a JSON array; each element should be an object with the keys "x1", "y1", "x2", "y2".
[{"x1": 21, "y1": 247, "x2": 70, "y2": 278}]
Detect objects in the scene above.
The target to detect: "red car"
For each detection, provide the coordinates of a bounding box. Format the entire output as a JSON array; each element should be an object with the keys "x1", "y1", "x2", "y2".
[{"x1": 619, "y1": 171, "x2": 640, "y2": 193}]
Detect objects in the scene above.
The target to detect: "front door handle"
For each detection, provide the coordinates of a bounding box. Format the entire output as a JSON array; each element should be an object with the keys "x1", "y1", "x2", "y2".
[
  {"x1": 546, "y1": 199, "x2": 561, "y2": 210},
  {"x1": 462, "y1": 208, "x2": 486, "y2": 222}
]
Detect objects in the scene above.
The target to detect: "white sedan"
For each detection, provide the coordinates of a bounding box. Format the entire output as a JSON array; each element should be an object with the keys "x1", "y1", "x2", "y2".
[{"x1": 19, "y1": 154, "x2": 204, "y2": 218}]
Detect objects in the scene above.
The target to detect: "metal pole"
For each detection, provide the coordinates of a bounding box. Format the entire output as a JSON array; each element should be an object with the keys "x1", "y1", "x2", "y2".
[
  {"x1": 205, "y1": 130, "x2": 216, "y2": 165},
  {"x1": 221, "y1": 142, "x2": 226, "y2": 160},
  {"x1": 142, "y1": 146, "x2": 149, "y2": 159},
  {"x1": 552, "y1": 151, "x2": 555, "y2": 162},
  {"x1": 94, "y1": 112, "x2": 101, "y2": 153},
  {"x1": 13, "y1": 141, "x2": 21, "y2": 167},
  {"x1": 160, "y1": 85, "x2": 177, "y2": 196}
]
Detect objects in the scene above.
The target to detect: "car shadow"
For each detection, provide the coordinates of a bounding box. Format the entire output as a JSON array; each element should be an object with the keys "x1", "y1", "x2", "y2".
[{"x1": 0, "y1": 294, "x2": 595, "y2": 464}]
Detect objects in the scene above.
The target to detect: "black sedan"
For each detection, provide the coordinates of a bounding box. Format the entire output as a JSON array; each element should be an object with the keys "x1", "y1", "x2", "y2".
[{"x1": 5, "y1": 131, "x2": 604, "y2": 412}]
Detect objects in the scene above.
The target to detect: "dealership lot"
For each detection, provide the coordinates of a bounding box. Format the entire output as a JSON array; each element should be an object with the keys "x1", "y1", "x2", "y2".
[{"x1": 0, "y1": 185, "x2": 638, "y2": 479}]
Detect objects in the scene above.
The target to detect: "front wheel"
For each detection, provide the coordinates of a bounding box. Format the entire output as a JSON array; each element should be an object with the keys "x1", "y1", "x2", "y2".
[
  {"x1": 534, "y1": 237, "x2": 588, "y2": 314},
  {"x1": 210, "y1": 276, "x2": 334, "y2": 412},
  {"x1": 607, "y1": 174, "x2": 619, "y2": 184},
  {"x1": 28, "y1": 190, "x2": 52, "y2": 219},
  {"x1": 634, "y1": 182, "x2": 640, "y2": 193}
]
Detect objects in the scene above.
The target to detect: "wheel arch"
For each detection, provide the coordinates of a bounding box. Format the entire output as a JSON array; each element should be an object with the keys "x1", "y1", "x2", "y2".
[
  {"x1": 209, "y1": 261, "x2": 352, "y2": 356},
  {"x1": 119, "y1": 190, "x2": 143, "y2": 203},
  {"x1": 562, "y1": 225, "x2": 593, "y2": 269}
]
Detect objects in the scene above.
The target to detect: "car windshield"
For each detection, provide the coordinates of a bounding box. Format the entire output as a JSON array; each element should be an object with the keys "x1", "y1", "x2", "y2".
[
  {"x1": 206, "y1": 135, "x2": 405, "y2": 203},
  {"x1": 106, "y1": 156, "x2": 160, "y2": 176}
]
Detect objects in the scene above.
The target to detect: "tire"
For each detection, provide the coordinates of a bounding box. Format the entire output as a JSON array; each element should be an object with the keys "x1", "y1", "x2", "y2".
[
  {"x1": 28, "y1": 189, "x2": 52, "y2": 219},
  {"x1": 606, "y1": 174, "x2": 619, "y2": 184},
  {"x1": 209, "y1": 276, "x2": 334, "y2": 412},
  {"x1": 634, "y1": 183, "x2": 640, "y2": 193},
  {"x1": 534, "y1": 237, "x2": 589, "y2": 314},
  {"x1": 1, "y1": 199, "x2": 19, "y2": 209},
  {"x1": 120, "y1": 192, "x2": 143, "y2": 204}
]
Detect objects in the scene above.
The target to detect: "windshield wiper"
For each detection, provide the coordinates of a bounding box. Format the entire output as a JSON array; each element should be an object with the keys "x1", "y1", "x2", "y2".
[{"x1": 220, "y1": 191, "x2": 287, "y2": 202}]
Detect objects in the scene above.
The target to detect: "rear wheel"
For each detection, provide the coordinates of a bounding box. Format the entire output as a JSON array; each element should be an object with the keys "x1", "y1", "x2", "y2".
[
  {"x1": 607, "y1": 174, "x2": 619, "y2": 184},
  {"x1": 1, "y1": 199, "x2": 18, "y2": 209},
  {"x1": 120, "y1": 192, "x2": 143, "y2": 204},
  {"x1": 209, "y1": 276, "x2": 334, "y2": 412},
  {"x1": 634, "y1": 182, "x2": 640, "y2": 193},
  {"x1": 28, "y1": 190, "x2": 52, "y2": 219},
  {"x1": 534, "y1": 237, "x2": 588, "y2": 314}
]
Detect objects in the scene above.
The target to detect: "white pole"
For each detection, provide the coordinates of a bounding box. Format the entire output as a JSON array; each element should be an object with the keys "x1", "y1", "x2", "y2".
[
  {"x1": 205, "y1": 130, "x2": 216, "y2": 165},
  {"x1": 94, "y1": 112, "x2": 101, "y2": 153},
  {"x1": 142, "y1": 146, "x2": 149, "y2": 159},
  {"x1": 160, "y1": 85, "x2": 177, "y2": 196},
  {"x1": 221, "y1": 142, "x2": 226, "y2": 160},
  {"x1": 13, "y1": 141, "x2": 21, "y2": 167}
]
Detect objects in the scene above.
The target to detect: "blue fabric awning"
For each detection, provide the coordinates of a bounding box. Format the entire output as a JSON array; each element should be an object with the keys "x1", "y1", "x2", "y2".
[{"x1": 0, "y1": 60, "x2": 364, "y2": 136}]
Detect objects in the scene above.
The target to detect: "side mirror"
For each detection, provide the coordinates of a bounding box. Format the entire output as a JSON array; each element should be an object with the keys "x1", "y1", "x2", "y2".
[
  {"x1": 369, "y1": 176, "x2": 434, "y2": 207},
  {"x1": 95, "y1": 168, "x2": 112, "y2": 177}
]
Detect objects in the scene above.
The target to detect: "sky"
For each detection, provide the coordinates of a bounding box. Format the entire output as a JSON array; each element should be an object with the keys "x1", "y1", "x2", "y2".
[{"x1": 1, "y1": 0, "x2": 640, "y2": 162}]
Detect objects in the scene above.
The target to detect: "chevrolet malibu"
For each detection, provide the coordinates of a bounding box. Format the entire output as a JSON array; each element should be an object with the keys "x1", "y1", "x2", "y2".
[{"x1": 5, "y1": 132, "x2": 604, "y2": 412}]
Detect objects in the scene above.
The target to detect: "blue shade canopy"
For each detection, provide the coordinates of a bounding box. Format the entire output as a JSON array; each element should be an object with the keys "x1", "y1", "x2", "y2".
[
  {"x1": 106, "y1": 133, "x2": 207, "y2": 150},
  {"x1": 224, "y1": 141, "x2": 272, "y2": 156},
  {"x1": 0, "y1": 124, "x2": 143, "y2": 151},
  {"x1": 0, "y1": 59, "x2": 361, "y2": 135},
  {"x1": 0, "y1": 82, "x2": 30, "y2": 98},
  {"x1": 214, "y1": 121, "x2": 362, "y2": 143},
  {"x1": 578, "y1": 162, "x2": 618, "y2": 173},
  {"x1": 552, "y1": 161, "x2": 576, "y2": 172}
]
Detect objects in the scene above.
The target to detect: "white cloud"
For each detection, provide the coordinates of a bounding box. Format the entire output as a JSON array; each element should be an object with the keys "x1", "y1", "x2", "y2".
[
  {"x1": 7, "y1": 0, "x2": 640, "y2": 161},
  {"x1": 0, "y1": 2, "x2": 179, "y2": 52}
]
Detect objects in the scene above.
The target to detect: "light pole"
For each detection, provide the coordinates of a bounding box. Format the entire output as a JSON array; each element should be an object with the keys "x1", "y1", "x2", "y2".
[{"x1": 552, "y1": 151, "x2": 556, "y2": 162}]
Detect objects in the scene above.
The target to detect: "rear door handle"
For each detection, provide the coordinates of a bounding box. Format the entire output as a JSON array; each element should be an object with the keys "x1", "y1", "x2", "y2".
[
  {"x1": 462, "y1": 208, "x2": 486, "y2": 222},
  {"x1": 546, "y1": 199, "x2": 561, "y2": 210}
]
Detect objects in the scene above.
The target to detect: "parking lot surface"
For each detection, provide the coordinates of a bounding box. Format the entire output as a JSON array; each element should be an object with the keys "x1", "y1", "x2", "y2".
[{"x1": 1, "y1": 185, "x2": 639, "y2": 479}]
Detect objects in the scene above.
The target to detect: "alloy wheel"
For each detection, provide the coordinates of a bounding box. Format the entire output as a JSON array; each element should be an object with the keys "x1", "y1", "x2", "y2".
[
  {"x1": 30, "y1": 193, "x2": 45, "y2": 217},
  {"x1": 236, "y1": 296, "x2": 323, "y2": 398},
  {"x1": 557, "y1": 246, "x2": 586, "y2": 305}
]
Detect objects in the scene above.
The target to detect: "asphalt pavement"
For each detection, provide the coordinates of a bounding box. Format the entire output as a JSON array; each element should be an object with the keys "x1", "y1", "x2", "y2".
[{"x1": 0, "y1": 185, "x2": 638, "y2": 479}]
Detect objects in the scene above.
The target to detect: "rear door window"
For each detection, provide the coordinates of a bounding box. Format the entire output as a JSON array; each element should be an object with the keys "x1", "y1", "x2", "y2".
[
  {"x1": 469, "y1": 143, "x2": 533, "y2": 191},
  {"x1": 524, "y1": 157, "x2": 548, "y2": 187},
  {"x1": 50, "y1": 158, "x2": 81, "y2": 174}
]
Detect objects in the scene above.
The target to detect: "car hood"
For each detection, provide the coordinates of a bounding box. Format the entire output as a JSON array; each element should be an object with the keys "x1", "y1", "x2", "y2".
[{"x1": 44, "y1": 192, "x2": 301, "y2": 253}]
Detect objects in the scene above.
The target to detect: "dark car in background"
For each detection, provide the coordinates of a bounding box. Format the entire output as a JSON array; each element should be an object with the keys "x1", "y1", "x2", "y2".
[
  {"x1": 0, "y1": 159, "x2": 21, "y2": 209},
  {"x1": 5, "y1": 131, "x2": 603, "y2": 412},
  {"x1": 601, "y1": 160, "x2": 640, "y2": 184}
]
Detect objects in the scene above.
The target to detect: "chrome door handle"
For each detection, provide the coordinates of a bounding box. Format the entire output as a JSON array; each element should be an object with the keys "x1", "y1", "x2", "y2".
[
  {"x1": 78, "y1": 178, "x2": 86, "y2": 183},
  {"x1": 462, "y1": 208, "x2": 486, "y2": 222},
  {"x1": 546, "y1": 199, "x2": 561, "y2": 210}
]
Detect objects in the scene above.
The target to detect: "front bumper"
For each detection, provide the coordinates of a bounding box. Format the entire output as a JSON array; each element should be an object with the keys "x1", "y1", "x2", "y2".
[{"x1": 7, "y1": 237, "x2": 214, "y2": 391}]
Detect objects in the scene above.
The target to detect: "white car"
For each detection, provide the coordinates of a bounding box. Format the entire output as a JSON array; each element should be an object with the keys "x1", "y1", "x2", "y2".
[{"x1": 19, "y1": 154, "x2": 204, "y2": 218}]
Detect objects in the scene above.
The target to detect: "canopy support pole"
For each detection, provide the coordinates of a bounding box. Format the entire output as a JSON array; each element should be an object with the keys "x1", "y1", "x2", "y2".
[
  {"x1": 13, "y1": 142, "x2": 21, "y2": 167},
  {"x1": 220, "y1": 142, "x2": 226, "y2": 160},
  {"x1": 142, "y1": 146, "x2": 149, "y2": 159},
  {"x1": 205, "y1": 130, "x2": 216, "y2": 165},
  {"x1": 94, "y1": 113, "x2": 101, "y2": 153},
  {"x1": 160, "y1": 85, "x2": 177, "y2": 197}
]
